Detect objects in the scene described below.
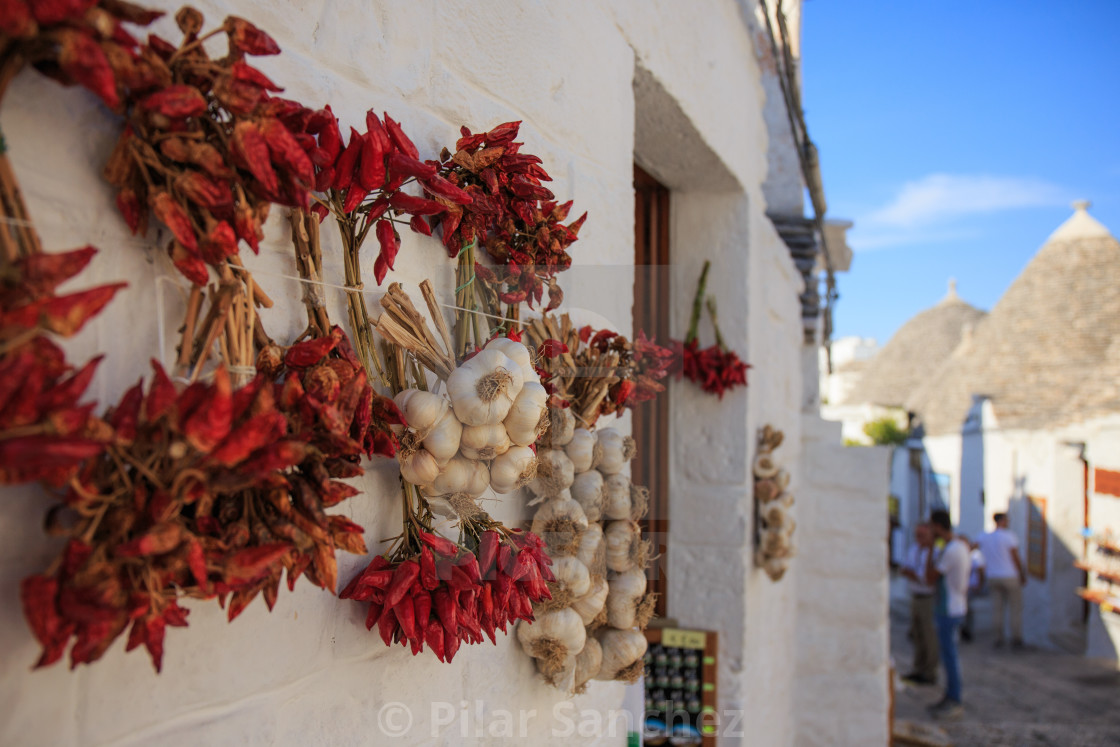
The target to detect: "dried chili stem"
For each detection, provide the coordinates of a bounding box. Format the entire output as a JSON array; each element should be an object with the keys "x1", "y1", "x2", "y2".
[
  {"x1": 706, "y1": 296, "x2": 727, "y2": 352},
  {"x1": 687, "y1": 260, "x2": 711, "y2": 345},
  {"x1": 177, "y1": 285, "x2": 204, "y2": 368}
]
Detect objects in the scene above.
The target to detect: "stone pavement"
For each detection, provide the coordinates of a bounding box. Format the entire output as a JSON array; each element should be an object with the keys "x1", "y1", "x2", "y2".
[{"x1": 890, "y1": 580, "x2": 1120, "y2": 746}]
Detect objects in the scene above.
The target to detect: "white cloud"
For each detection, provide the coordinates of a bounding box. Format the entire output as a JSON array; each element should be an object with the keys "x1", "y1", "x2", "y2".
[
  {"x1": 848, "y1": 227, "x2": 981, "y2": 253},
  {"x1": 863, "y1": 173, "x2": 1067, "y2": 229}
]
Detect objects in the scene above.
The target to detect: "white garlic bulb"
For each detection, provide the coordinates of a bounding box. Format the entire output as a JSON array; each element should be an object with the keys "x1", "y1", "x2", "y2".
[
  {"x1": 399, "y1": 447, "x2": 440, "y2": 486},
  {"x1": 571, "y1": 577, "x2": 609, "y2": 626},
  {"x1": 486, "y1": 336, "x2": 538, "y2": 382},
  {"x1": 606, "y1": 567, "x2": 648, "y2": 629},
  {"x1": 547, "y1": 555, "x2": 591, "y2": 605},
  {"x1": 504, "y1": 381, "x2": 550, "y2": 447},
  {"x1": 394, "y1": 389, "x2": 450, "y2": 437},
  {"x1": 528, "y1": 449, "x2": 575, "y2": 499},
  {"x1": 595, "y1": 628, "x2": 648, "y2": 682},
  {"x1": 542, "y1": 406, "x2": 575, "y2": 448},
  {"x1": 422, "y1": 408, "x2": 462, "y2": 465},
  {"x1": 459, "y1": 422, "x2": 512, "y2": 461},
  {"x1": 539, "y1": 655, "x2": 577, "y2": 691},
  {"x1": 517, "y1": 608, "x2": 587, "y2": 673},
  {"x1": 489, "y1": 445, "x2": 537, "y2": 494},
  {"x1": 604, "y1": 520, "x2": 647, "y2": 573},
  {"x1": 446, "y1": 349, "x2": 524, "y2": 426},
  {"x1": 575, "y1": 522, "x2": 605, "y2": 577},
  {"x1": 531, "y1": 494, "x2": 589, "y2": 555},
  {"x1": 572, "y1": 637, "x2": 603, "y2": 694},
  {"x1": 595, "y1": 428, "x2": 636, "y2": 475},
  {"x1": 565, "y1": 428, "x2": 599, "y2": 473},
  {"x1": 601, "y1": 474, "x2": 632, "y2": 520},
  {"x1": 570, "y1": 470, "x2": 605, "y2": 523}
]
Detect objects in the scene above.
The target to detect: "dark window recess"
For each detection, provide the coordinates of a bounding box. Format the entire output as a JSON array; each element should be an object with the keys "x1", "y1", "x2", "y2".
[{"x1": 633, "y1": 164, "x2": 670, "y2": 618}]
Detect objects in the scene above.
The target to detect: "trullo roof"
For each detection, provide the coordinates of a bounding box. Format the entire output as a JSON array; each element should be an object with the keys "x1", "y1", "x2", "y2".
[
  {"x1": 846, "y1": 280, "x2": 986, "y2": 408},
  {"x1": 908, "y1": 202, "x2": 1120, "y2": 434}
]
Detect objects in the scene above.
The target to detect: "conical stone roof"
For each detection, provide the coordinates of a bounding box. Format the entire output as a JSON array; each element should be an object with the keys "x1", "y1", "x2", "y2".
[
  {"x1": 846, "y1": 280, "x2": 986, "y2": 408},
  {"x1": 908, "y1": 202, "x2": 1120, "y2": 434}
]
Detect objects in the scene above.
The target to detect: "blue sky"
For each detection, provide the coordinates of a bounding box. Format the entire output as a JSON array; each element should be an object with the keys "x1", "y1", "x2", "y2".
[{"x1": 802, "y1": 0, "x2": 1120, "y2": 345}]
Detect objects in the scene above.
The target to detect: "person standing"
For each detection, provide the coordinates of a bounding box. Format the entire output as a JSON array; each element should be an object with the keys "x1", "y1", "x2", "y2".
[
  {"x1": 925, "y1": 509, "x2": 970, "y2": 719},
  {"x1": 900, "y1": 523, "x2": 939, "y2": 684},
  {"x1": 977, "y1": 512, "x2": 1026, "y2": 649},
  {"x1": 959, "y1": 535, "x2": 985, "y2": 642}
]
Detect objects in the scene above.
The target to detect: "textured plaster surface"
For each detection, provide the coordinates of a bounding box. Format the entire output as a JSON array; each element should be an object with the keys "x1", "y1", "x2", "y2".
[{"x1": 0, "y1": 1, "x2": 892, "y2": 745}]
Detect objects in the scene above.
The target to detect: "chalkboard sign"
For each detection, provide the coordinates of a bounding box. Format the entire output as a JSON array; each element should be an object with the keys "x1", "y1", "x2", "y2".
[
  {"x1": 641, "y1": 628, "x2": 718, "y2": 746},
  {"x1": 1027, "y1": 496, "x2": 1047, "y2": 580}
]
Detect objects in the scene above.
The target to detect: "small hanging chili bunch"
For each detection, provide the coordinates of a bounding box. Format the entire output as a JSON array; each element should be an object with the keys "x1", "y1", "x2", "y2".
[
  {"x1": 0, "y1": 0, "x2": 163, "y2": 109},
  {"x1": 302, "y1": 107, "x2": 472, "y2": 285},
  {"x1": 0, "y1": 246, "x2": 126, "y2": 485},
  {"x1": 20, "y1": 328, "x2": 401, "y2": 672},
  {"x1": 103, "y1": 7, "x2": 315, "y2": 285},
  {"x1": 523, "y1": 314, "x2": 676, "y2": 426},
  {"x1": 432, "y1": 121, "x2": 587, "y2": 311},
  {"x1": 677, "y1": 260, "x2": 749, "y2": 399},
  {"x1": 340, "y1": 520, "x2": 553, "y2": 662}
]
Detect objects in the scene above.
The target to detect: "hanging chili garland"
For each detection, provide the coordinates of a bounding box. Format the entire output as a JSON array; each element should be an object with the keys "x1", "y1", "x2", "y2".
[
  {"x1": 678, "y1": 260, "x2": 750, "y2": 399},
  {"x1": 0, "y1": 1, "x2": 686, "y2": 674}
]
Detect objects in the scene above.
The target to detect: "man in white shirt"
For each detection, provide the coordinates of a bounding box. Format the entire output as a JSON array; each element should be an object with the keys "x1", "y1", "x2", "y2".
[
  {"x1": 924, "y1": 509, "x2": 970, "y2": 719},
  {"x1": 977, "y1": 512, "x2": 1026, "y2": 649},
  {"x1": 900, "y1": 523, "x2": 938, "y2": 684}
]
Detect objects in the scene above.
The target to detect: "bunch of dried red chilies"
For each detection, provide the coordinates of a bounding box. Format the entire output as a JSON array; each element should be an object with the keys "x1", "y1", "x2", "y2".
[
  {"x1": 678, "y1": 260, "x2": 750, "y2": 399},
  {"x1": 20, "y1": 328, "x2": 402, "y2": 672},
  {"x1": 341, "y1": 528, "x2": 553, "y2": 662}
]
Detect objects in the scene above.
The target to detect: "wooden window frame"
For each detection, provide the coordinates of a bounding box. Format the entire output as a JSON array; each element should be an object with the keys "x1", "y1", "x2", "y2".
[{"x1": 633, "y1": 164, "x2": 671, "y2": 617}]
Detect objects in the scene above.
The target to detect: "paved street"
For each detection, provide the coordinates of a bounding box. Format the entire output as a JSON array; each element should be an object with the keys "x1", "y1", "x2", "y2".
[{"x1": 891, "y1": 582, "x2": 1120, "y2": 746}]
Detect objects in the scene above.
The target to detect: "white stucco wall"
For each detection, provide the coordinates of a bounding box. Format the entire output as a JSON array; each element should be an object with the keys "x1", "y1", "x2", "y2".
[
  {"x1": 794, "y1": 416, "x2": 890, "y2": 747},
  {"x1": 0, "y1": 1, "x2": 869, "y2": 745}
]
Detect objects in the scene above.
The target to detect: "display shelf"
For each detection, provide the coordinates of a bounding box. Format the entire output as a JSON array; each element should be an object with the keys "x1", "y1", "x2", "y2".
[
  {"x1": 642, "y1": 628, "x2": 718, "y2": 747},
  {"x1": 1073, "y1": 561, "x2": 1120, "y2": 586},
  {"x1": 1077, "y1": 588, "x2": 1120, "y2": 615}
]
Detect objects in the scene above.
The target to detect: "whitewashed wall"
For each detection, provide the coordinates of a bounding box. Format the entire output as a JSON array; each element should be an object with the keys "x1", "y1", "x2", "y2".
[
  {"x1": 0, "y1": 0, "x2": 847, "y2": 745},
  {"x1": 1084, "y1": 416, "x2": 1120, "y2": 664},
  {"x1": 794, "y1": 417, "x2": 890, "y2": 747}
]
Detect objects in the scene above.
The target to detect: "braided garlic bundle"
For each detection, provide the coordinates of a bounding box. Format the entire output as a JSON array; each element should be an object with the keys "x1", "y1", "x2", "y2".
[
  {"x1": 522, "y1": 424, "x2": 654, "y2": 692},
  {"x1": 753, "y1": 425, "x2": 794, "y2": 581}
]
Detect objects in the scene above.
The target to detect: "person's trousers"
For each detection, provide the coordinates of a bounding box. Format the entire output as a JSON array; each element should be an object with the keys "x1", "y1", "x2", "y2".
[
  {"x1": 935, "y1": 614, "x2": 964, "y2": 703},
  {"x1": 909, "y1": 594, "x2": 938, "y2": 678},
  {"x1": 989, "y1": 577, "x2": 1023, "y2": 642}
]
